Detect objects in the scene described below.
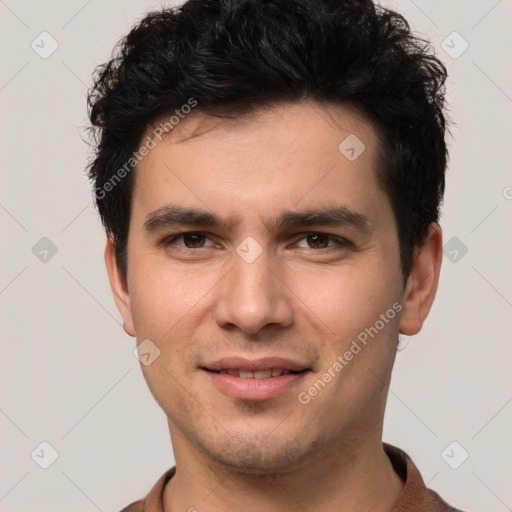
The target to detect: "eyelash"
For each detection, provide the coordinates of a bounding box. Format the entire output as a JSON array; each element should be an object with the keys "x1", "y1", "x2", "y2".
[{"x1": 161, "y1": 232, "x2": 350, "y2": 252}]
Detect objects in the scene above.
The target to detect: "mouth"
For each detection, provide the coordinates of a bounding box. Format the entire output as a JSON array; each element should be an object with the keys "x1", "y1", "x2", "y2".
[
  {"x1": 205, "y1": 368, "x2": 305, "y2": 379},
  {"x1": 201, "y1": 357, "x2": 311, "y2": 401}
]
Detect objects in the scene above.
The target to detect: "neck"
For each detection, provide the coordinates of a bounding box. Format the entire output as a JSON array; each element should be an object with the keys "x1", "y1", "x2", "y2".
[{"x1": 163, "y1": 428, "x2": 403, "y2": 512}]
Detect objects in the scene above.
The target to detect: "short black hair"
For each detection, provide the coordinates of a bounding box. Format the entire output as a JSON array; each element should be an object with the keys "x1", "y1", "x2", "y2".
[{"x1": 87, "y1": 0, "x2": 448, "y2": 279}]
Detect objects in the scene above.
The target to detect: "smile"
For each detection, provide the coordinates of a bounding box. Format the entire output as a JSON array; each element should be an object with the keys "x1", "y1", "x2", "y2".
[
  {"x1": 201, "y1": 357, "x2": 311, "y2": 400},
  {"x1": 208, "y1": 368, "x2": 301, "y2": 378}
]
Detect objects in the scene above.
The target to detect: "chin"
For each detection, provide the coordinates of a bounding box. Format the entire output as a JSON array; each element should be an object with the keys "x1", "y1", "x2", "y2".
[{"x1": 197, "y1": 431, "x2": 324, "y2": 474}]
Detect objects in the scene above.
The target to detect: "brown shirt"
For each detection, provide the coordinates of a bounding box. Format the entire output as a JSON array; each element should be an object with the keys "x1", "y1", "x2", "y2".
[{"x1": 120, "y1": 444, "x2": 465, "y2": 512}]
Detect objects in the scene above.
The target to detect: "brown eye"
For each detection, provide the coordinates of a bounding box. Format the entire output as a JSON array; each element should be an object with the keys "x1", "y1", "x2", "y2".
[
  {"x1": 306, "y1": 233, "x2": 330, "y2": 249},
  {"x1": 162, "y1": 232, "x2": 216, "y2": 251},
  {"x1": 295, "y1": 232, "x2": 349, "y2": 250},
  {"x1": 182, "y1": 233, "x2": 206, "y2": 248}
]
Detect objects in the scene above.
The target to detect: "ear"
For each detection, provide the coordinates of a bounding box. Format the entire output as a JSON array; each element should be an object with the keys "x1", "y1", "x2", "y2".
[
  {"x1": 104, "y1": 235, "x2": 135, "y2": 337},
  {"x1": 399, "y1": 223, "x2": 443, "y2": 336}
]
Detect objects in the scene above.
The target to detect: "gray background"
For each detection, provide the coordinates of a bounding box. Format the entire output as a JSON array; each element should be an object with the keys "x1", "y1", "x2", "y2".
[{"x1": 1, "y1": 0, "x2": 511, "y2": 510}]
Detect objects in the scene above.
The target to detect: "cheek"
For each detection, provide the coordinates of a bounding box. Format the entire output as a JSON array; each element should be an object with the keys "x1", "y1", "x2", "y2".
[
  {"x1": 292, "y1": 259, "x2": 399, "y2": 338},
  {"x1": 127, "y1": 253, "x2": 218, "y2": 343},
  {"x1": 128, "y1": 261, "x2": 212, "y2": 396}
]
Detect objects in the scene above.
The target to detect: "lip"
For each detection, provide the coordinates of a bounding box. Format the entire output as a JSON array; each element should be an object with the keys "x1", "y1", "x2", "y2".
[
  {"x1": 202, "y1": 356, "x2": 311, "y2": 401},
  {"x1": 203, "y1": 356, "x2": 309, "y2": 372}
]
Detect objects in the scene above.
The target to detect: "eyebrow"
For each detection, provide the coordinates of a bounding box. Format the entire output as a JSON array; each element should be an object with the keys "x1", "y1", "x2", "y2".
[
  {"x1": 143, "y1": 204, "x2": 371, "y2": 234},
  {"x1": 271, "y1": 206, "x2": 370, "y2": 233},
  {"x1": 144, "y1": 206, "x2": 238, "y2": 232}
]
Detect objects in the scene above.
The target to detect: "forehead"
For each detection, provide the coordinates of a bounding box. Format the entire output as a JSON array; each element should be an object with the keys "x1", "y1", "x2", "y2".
[{"x1": 132, "y1": 101, "x2": 386, "y2": 225}]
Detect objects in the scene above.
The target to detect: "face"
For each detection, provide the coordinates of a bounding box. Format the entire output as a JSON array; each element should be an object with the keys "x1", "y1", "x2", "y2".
[{"x1": 106, "y1": 101, "x2": 441, "y2": 473}]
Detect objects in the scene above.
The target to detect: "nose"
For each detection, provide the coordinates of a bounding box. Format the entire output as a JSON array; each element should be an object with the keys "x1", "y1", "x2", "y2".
[{"x1": 213, "y1": 249, "x2": 294, "y2": 334}]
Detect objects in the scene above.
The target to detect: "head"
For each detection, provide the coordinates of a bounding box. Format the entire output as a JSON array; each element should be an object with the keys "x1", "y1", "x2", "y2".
[{"x1": 88, "y1": 0, "x2": 447, "y2": 472}]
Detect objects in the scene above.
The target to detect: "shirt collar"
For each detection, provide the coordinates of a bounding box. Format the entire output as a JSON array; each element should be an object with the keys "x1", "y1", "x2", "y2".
[{"x1": 123, "y1": 444, "x2": 462, "y2": 512}]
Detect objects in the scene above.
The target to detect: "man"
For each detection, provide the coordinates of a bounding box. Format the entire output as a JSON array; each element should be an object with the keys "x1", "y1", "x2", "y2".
[{"x1": 87, "y1": 0, "x2": 465, "y2": 510}]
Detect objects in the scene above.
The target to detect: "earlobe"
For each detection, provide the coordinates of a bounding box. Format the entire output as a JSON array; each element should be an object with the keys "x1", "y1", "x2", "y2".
[
  {"x1": 104, "y1": 236, "x2": 136, "y2": 337},
  {"x1": 399, "y1": 223, "x2": 443, "y2": 336}
]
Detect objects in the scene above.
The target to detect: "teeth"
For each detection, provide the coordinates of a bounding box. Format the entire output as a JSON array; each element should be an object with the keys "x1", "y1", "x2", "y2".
[
  {"x1": 254, "y1": 370, "x2": 272, "y2": 379},
  {"x1": 215, "y1": 368, "x2": 297, "y2": 378}
]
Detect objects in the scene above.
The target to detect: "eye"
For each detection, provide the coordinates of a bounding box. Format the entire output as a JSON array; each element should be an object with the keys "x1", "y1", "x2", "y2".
[
  {"x1": 164, "y1": 232, "x2": 215, "y2": 249},
  {"x1": 295, "y1": 233, "x2": 348, "y2": 249}
]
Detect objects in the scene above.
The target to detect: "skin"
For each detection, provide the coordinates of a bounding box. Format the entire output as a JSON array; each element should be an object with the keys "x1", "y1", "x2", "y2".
[{"x1": 105, "y1": 101, "x2": 442, "y2": 511}]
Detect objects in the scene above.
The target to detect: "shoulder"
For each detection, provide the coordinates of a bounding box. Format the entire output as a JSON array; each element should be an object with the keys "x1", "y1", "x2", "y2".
[
  {"x1": 116, "y1": 467, "x2": 176, "y2": 512},
  {"x1": 384, "y1": 444, "x2": 467, "y2": 512}
]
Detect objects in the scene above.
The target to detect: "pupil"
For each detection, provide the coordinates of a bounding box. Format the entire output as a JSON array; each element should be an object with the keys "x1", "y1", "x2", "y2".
[
  {"x1": 307, "y1": 234, "x2": 327, "y2": 248},
  {"x1": 184, "y1": 233, "x2": 204, "y2": 248}
]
